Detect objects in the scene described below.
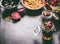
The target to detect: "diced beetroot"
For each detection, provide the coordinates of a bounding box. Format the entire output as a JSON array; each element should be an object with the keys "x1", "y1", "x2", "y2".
[
  {"x1": 45, "y1": 0, "x2": 56, "y2": 6},
  {"x1": 11, "y1": 12, "x2": 21, "y2": 19}
]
